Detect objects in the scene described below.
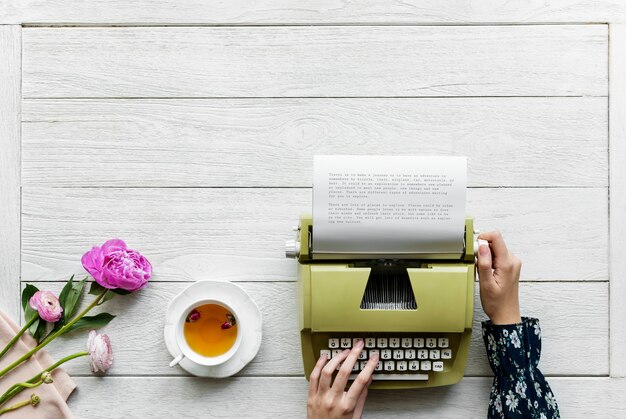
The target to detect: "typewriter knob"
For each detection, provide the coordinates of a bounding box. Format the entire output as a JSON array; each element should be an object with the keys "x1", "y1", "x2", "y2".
[
  {"x1": 285, "y1": 239, "x2": 300, "y2": 258},
  {"x1": 472, "y1": 229, "x2": 481, "y2": 254}
]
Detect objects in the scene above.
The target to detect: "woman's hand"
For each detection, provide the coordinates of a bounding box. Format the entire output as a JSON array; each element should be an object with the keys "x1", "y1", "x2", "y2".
[
  {"x1": 307, "y1": 339, "x2": 379, "y2": 419},
  {"x1": 476, "y1": 231, "x2": 522, "y2": 325}
]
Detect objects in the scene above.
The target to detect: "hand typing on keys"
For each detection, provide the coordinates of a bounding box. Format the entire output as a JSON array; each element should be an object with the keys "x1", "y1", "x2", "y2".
[{"x1": 307, "y1": 339, "x2": 379, "y2": 419}]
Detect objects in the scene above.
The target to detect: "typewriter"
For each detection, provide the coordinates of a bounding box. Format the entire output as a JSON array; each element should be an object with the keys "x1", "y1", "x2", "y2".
[{"x1": 286, "y1": 215, "x2": 477, "y2": 389}]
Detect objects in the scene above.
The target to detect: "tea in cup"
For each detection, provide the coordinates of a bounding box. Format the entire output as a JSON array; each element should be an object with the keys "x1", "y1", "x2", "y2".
[{"x1": 169, "y1": 300, "x2": 241, "y2": 367}]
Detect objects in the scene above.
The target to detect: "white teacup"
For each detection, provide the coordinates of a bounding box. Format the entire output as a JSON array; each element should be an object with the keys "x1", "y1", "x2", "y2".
[{"x1": 169, "y1": 299, "x2": 242, "y2": 368}]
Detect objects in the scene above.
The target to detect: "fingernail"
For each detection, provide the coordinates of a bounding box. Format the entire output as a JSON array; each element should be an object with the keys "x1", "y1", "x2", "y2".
[
  {"x1": 479, "y1": 245, "x2": 489, "y2": 256},
  {"x1": 356, "y1": 339, "x2": 364, "y2": 349}
]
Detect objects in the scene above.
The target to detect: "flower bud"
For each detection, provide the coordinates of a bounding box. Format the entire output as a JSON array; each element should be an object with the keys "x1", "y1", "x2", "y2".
[
  {"x1": 87, "y1": 330, "x2": 113, "y2": 374},
  {"x1": 186, "y1": 309, "x2": 200, "y2": 323},
  {"x1": 41, "y1": 371, "x2": 53, "y2": 384},
  {"x1": 221, "y1": 313, "x2": 237, "y2": 330}
]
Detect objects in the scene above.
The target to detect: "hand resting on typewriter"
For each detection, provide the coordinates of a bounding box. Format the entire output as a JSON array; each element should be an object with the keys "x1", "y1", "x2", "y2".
[
  {"x1": 307, "y1": 231, "x2": 560, "y2": 419},
  {"x1": 476, "y1": 231, "x2": 522, "y2": 326}
]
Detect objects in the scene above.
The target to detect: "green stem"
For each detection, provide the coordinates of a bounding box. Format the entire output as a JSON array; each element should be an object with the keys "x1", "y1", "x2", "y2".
[
  {"x1": 12, "y1": 380, "x2": 43, "y2": 389},
  {"x1": 0, "y1": 290, "x2": 106, "y2": 379},
  {"x1": 0, "y1": 398, "x2": 33, "y2": 416},
  {"x1": 0, "y1": 316, "x2": 37, "y2": 360},
  {"x1": 0, "y1": 379, "x2": 45, "y2": 407},
  {"x1": 0, "y1": 351, "x2": 88, "y2": 407}
]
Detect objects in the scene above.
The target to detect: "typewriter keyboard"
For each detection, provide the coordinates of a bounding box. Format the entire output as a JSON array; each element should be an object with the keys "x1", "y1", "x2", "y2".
[{"x1": 320, "y1": 336, "x2": 454, "y2": 381}]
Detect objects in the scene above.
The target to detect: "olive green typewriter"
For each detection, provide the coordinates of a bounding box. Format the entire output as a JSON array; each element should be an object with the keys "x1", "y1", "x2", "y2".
[{"x1": 286, "y1": 216, "x2": 476, "y2": 389}]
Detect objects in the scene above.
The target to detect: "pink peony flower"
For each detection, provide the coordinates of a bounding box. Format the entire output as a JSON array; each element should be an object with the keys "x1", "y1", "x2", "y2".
[
  {"x1": 29, "y1": 291, "x2": 63, "y2": 323},
  {"x1": 81, "y1": 239, "x2": 152, "y2": 292},
  {"x1": 87, "y1": 330, "x2": 113, "y2": 374}
]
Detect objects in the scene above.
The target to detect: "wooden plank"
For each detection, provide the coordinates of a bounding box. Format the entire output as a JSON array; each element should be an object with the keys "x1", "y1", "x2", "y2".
[
  {"x1": 0, "y1": 26, "x2": 21, "y2": 322},
  {"x1": 2, "y1": 1, "x2": 625, "y2": 25},
  {"x1": 21, "y1": 97, "x2": 608, "y2": 188},
  {"x1": 28, "y1": 281, "x2": 607, "y2": 377},
  {"x1": 610, "y1": 24, "x2": 626, "y2": 377},
  {"x1": 21, "y1": 25, "x2": 608, "y2": 98},
  {"x1": 21, "y1": 187, "x2": 608, "y2": 282},
  {"x1": 67, "y1": 376, "x2": 626, "y2": 418}
]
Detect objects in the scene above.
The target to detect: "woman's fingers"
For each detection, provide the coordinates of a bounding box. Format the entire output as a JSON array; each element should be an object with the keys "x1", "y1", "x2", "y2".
[
  {"x1": 332, "y1": 340, "x2": 365, "y2": 391},
  {"x1": 308, "y1": 352, "x2": 329, "y2": 399},
  {"x1": 478, "y1": 231, "x2": 509, "y2": 261},
  {"x1": 345, "y1": 354, "x2": 379, "y2": 405},
  {"x1": 318, "y1": 348, "x2": 350, "y2": 395},
  {"x1": 476, "y1": 243, "x2": 494, "y2": 285}
]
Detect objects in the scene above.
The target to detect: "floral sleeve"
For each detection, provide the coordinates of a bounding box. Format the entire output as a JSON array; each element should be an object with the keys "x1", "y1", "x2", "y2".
[{"x1": 482, "y1": 317, "x2": 560, "y2": 418}]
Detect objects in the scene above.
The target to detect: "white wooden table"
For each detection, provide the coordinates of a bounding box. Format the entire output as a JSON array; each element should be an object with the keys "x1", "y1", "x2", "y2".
[{"x1": 1, "y1": 2, "x2": 626, "y2": 417}]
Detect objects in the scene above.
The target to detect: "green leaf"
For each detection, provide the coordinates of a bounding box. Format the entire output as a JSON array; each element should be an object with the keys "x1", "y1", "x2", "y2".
[
  {"x1": 41, "y1": 322, "x2": 61, "y2": 343},
  {"x1": 89, "y1": 281, "x2": 116, "y2": 305},
  {"x1": 24, "y1": 305, "x2": 39, "y2": 325},
  {"x1": 100, "y1": 290, "x2": 116, "y2": 304},
  {"x1": 58, "y1": 275, "x2": 75, "y2": 314},
  {"x1": 111, "y1": 288, "x2": 132, "y2": 295},
  {"x1": 88, "y1": 281, "x2": 107, "y2": 296},
  {"x1": 21, "y1": 284, "x2": 40, "y2": 323},
  {"x1": 64, "y1": 313, "x2": 116, "y2": 334},
  {"x1": 21, "y1": 284, "x2": 39, "y2": 311},
  {"x1": 28, "y1": 317, "x2": 40, "y2": 336},
  {"x1": 63, "y1": 277, "x2": 86, "y2": 322},
  {"x1": 32, "y1": 318, "x2": 47, "y2": 343}
]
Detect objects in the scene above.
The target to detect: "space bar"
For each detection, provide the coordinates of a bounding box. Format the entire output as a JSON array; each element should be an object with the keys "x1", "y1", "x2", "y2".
[{"x1": 348, "y1": 373, "x2": 429, "y2": 381}]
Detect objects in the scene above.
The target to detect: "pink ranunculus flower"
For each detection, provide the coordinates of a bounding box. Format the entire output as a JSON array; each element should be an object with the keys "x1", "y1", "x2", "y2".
[
  {"x1": 81, "y1": 239, "x2": 152, "y2": 292},
  {"x1": 29, "y1": 291, "x2": 63, "y2": 323},
  {"x1": 87, "y1": 330, "x2": 113, "y2": 374}
]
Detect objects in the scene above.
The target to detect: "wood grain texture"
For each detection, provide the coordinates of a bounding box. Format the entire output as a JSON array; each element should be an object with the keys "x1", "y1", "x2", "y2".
[
  {"x1": 29, "y1": 281, "x2": 607, "y2": 377},
  {"x1": 609, "y1": 24, "x2": 626, "y2": 377},
  {"x1": 2, "y1": 1, "x2": 625, "y2": 25},
  {"x1": 21, "y1": 187, "x2": 608, "y2": 282},
  {"x1": 21, "y1": 97, "x2": 608, "y2": 187},
  {"x1": 21, "y1": 25, "x2": 608, "y2": 98},
  {"x1": 67, "y1": 377, "x2": 626, "y2": 418},
  {"x1": 0, "y1": 26, "x2": 21, "y2": 321}
]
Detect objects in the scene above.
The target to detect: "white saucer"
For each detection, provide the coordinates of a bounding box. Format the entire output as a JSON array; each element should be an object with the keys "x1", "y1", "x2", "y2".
[{"x1": 164, "y1": 280, "x2": 262, "y2": 377}]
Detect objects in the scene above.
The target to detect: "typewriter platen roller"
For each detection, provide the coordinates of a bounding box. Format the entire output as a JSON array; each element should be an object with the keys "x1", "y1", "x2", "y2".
[{"x1": 286, "y1": 216, "x2": 477, "y2": 390}]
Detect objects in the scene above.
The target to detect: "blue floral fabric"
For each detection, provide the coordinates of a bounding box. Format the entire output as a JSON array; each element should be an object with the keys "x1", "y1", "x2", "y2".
[{"x1": 482, "y1": 317, "x2": 560, "y2": 418}]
